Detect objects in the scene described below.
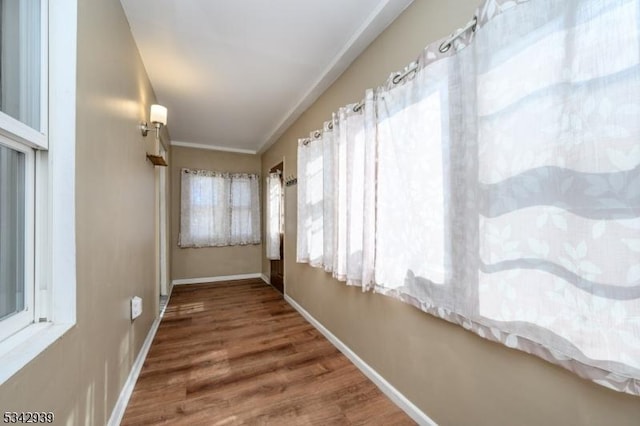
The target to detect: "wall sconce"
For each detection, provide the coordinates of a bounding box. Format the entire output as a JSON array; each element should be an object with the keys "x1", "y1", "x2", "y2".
[{"x1": 140, "y1": 104, "x2": 168, "y2": 139}]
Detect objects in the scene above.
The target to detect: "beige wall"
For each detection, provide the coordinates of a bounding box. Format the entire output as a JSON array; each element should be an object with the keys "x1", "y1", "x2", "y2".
[
  {"x1": 261, "y1": 0, "x2": 640, "y2": 425},
  {"x1": 0, "y1": 0, "x2": 164, "y2": 423},
  {"x1": 170, "y1": 146, "x2": 262, "y2": 281}
]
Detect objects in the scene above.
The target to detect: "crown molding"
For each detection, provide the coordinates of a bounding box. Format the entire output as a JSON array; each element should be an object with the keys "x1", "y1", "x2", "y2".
[{"x1": 171, "y1": 140, "x2": 257, "y2": 155}]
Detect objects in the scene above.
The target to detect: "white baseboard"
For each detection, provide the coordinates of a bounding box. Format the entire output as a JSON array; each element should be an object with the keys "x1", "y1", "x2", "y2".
[
  {"x1": 108, "y1": 286, "x2": 174, "y2": 426},
  {"x1": 172, "y1": 273, "x2": 262, "y2": 286},
  {"x1": 107, "y1": 317, "x2": 161, "y2": 426},
  {"x1": 285, "y1": 295, "x2": 436, "y2": 426},
  {"x1": 260, "y1": 273, "x2": 270, "y2": 284}
]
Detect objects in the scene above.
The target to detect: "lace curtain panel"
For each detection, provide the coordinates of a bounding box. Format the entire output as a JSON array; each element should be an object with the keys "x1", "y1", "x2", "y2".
[
  {"x1": 179, "y1": 169, "x2": 260, "y2": 247},
  {"x1": 266, "y1": 173, "x2": 282, "y2": 260},
  {"x1": 296, "y1": 0, "x2": 640, "y2": 395}
]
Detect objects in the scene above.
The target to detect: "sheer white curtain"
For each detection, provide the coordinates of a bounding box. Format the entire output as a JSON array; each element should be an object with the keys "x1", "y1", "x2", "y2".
[
  {"x1": 296, "y1": 131, "x2": 324, "y2": 267},
  {"x1": 266, "y1": 172, "x2": 282, "y2": 260},
  {"x1": 180, "y1": 169, "x2": 260, "y2": 247},
  {"x1": 230, "y1": 174, "x2": 260, "y2": 245},
  {"x1": 469, "y1": 0, "x2": 640, "y2": 391},
  {"x1": 322, "y1": 120, "x2": 335, "y2": 271},
  {"x1": 334, "y1": 104, "x2": 365, "y2": 284},
  {"x1": 296, "y1": 0, "x2": 640, "y2": 395},
  {"x1": 376, "y1": 66, "x2": 449, "y2": 293},
  {"x1": 297, "y1": 98, "x2": 375, "y2": 287}
]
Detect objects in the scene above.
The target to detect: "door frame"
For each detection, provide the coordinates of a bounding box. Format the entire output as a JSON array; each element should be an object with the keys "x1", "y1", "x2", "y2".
[{"x1": 158, "y1": 144, "x2": 169, "y2": 297}]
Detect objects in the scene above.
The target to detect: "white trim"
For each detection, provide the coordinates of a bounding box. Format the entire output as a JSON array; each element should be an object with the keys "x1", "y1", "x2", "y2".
[
  {"x1": 0, "y1": 113, "x2": 47, "y2": 149},
  {"x1": 285, "y1": 295, "x2": 436, "y2": 426},
  {"x1": 158, "y1": 145, "x2": 169, "y2": 296},
  {"x1": 257, "y1": 0, "x2": 414, "y2": 154},
  {"x1": 107, "y1": 315, "x2": 163, "y2": 426},
  {"x1": 260, "y1": 274, "x2": 270, "y2": 285},
  {"x1": 48, "y1": 0, "x2": 77, "y2": 325},
  {"x1": 172, "y1": 273, "x2": 263, "y2": 286},
  {"x1": 35, "y1": 150, "x2": 50, "y2": 321},
  {"x1": 171, "y1": 140, "x2": 257, "y2": 155}
]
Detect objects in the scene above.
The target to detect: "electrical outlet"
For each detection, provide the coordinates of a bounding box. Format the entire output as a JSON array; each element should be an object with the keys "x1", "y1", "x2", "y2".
[{"x1": 131, "y1": 296, "x2": 143, "y2": 320}]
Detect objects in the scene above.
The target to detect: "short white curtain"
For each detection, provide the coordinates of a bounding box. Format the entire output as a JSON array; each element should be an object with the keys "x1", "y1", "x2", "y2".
[
  {"x1": 180, "y1": 169, "x2": 260, "y2": 247},
  {"x1": 296, "y1": 0, "x2": 640, "y2": 395},
  {"x1": 230, "y1": 174, "x2": 261, "y2": 245},
  {"x1": 266, "y1": 173, "x2": 282, "y2": 260},
  {"x1": 296, "y1": 133, "x2": 323, "y2": 267},
  {"x1": 297, "y1": 103, "x2": 376, "y2": 285}
]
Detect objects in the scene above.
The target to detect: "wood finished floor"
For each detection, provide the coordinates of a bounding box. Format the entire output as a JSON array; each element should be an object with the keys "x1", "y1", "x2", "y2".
[{"x1": 121, "y1": 279, "x2": 415, "y2": 425}]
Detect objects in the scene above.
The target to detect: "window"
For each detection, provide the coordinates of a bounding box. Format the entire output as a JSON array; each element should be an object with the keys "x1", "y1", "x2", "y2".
[
  {"x1": 0, "y1": 140, "x2": 34, "y2": 342},
  {"x1": 179, "y1": 169, "x2": 261, "y2": 248},
  {"x1": 0, "y1": 0, "x2": 77, "y2": 385},
  {"x1": 296, "y1": 0, "x2": 640, "y2": 395},
  {"x1": 0, "y1": 0, "x2": 43, "y2": 342},
  {"x1": 1, "y1": 0, "x2": 42, "y2": 132},
  {"x1": 230, "y1": 175, "x2": 260, "y2": 245}
]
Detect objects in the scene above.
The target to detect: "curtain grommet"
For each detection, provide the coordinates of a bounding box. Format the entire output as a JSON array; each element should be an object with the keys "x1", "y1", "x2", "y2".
[{"x1": 439, "y1": 42, "x2": 451, "y2": 53}]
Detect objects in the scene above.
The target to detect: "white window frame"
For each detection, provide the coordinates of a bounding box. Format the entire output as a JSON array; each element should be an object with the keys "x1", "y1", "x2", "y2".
[
  {"x1": 0, "y1": 0, "x2": 47, "y2": 149},
  {"x1": 0, "y1": 0, "x2": 46, "y2": 342},
  {"x1": 0, "y1": 0, "x2": 77, "y2": 385}
]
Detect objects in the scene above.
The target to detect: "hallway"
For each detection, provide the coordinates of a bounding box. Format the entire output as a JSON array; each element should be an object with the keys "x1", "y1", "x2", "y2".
[{"x1": 121, "y1": 279, "x2": 413, "y2": 425}]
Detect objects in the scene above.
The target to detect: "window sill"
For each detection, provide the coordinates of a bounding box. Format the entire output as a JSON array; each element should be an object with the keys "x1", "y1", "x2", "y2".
[{"x1": 0, "y1": 322, "x2": 74, "y2": 385}]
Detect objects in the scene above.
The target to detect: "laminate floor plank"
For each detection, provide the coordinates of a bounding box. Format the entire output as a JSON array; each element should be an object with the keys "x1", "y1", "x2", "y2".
[{"x1": 121, "y1": 279, "x2": 415, "y2": 425}]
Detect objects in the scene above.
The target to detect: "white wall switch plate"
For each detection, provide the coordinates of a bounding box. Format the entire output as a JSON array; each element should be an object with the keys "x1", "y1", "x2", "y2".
[{"x1": 131, "y1": 296, "x2": 143, "y2": 320}]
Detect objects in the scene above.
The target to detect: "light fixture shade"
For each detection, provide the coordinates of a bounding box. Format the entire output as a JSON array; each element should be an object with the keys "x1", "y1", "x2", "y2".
[{"x1": 150, "y1": 104, "x2": 167, "y2": 125}]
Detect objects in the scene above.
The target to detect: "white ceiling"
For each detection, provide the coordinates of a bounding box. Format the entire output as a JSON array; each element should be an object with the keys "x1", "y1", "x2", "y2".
[{"x1": 120, "y1": 0, "x2": 413, "y2": 154}]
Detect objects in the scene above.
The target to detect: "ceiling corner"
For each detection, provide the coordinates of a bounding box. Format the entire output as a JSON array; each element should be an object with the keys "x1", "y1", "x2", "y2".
[{"x1": 257, "y1": 0, "x2": 414, "y2": 154}]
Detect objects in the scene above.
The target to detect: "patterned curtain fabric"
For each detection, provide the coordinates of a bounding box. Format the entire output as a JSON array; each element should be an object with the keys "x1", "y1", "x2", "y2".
[
  {"x1": 179, "y1": 169, "x2": 260, "y2": 247},
  {"x1": 266, "y1": 173, "x2": 282, "y2": 260},
  {"x1": 296, "y1": 0, "x2": 640, "y2": 395}
]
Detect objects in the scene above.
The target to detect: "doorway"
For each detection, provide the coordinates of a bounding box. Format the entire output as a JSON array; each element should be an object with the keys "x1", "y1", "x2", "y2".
[{"x1": 269, "y1": 162, "x2": 284, "y2": 294}]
